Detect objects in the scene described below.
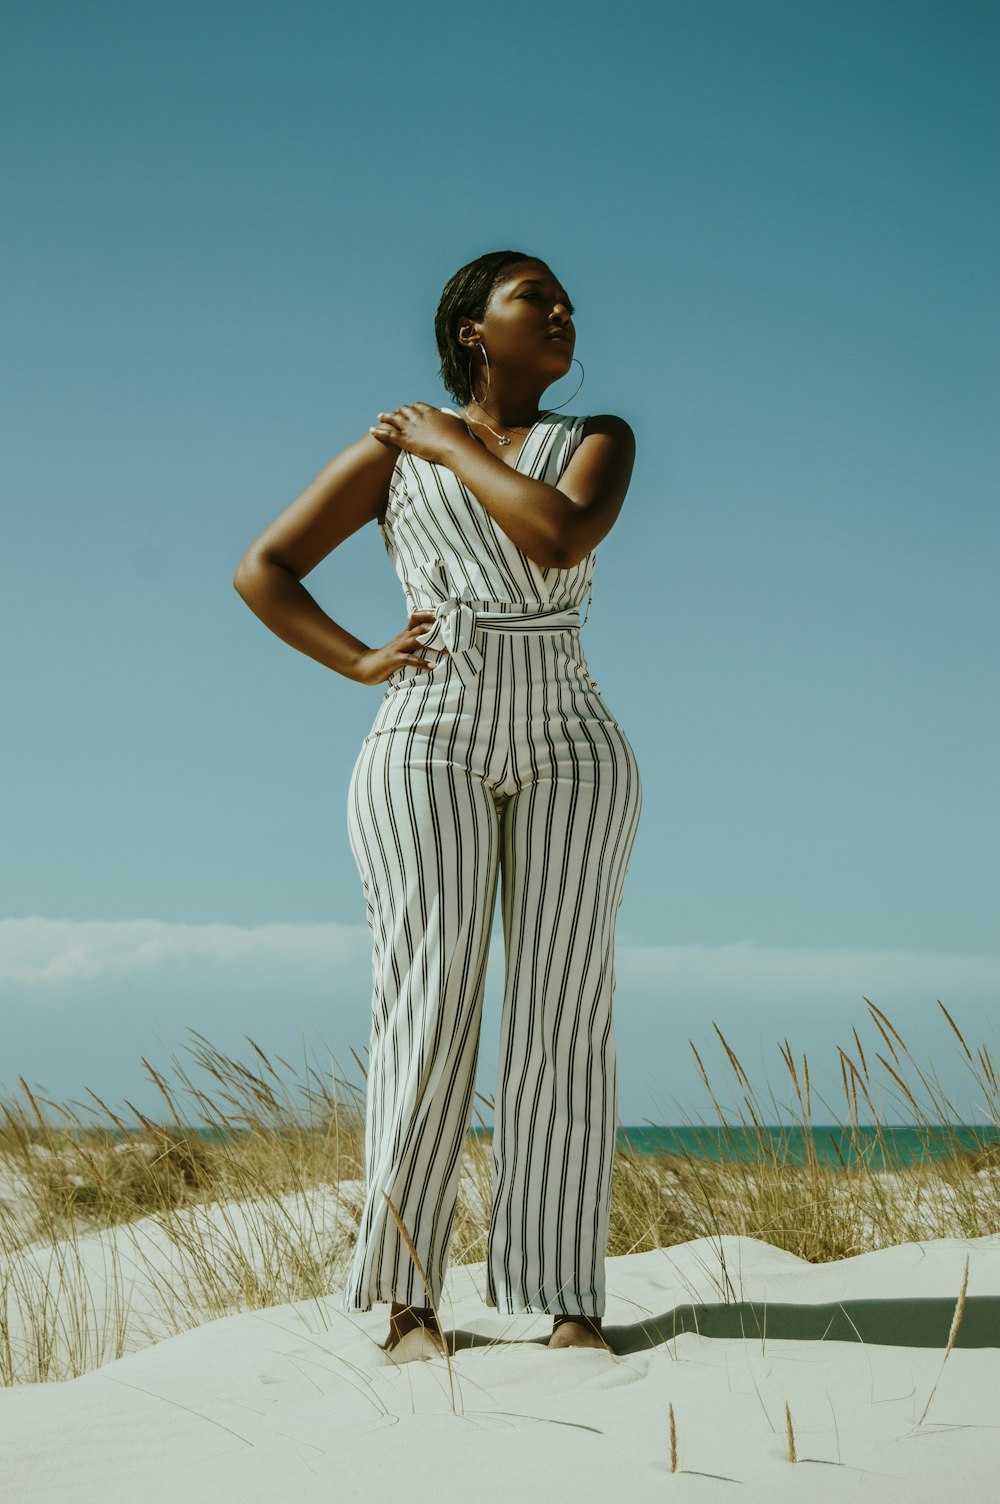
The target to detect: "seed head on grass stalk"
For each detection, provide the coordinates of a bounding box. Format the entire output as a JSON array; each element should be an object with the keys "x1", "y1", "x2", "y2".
[
  {"x1": 937, "y1": 1000, "x2": 973, "y2": 1064},
  {"x1": 785, "y1": 1400, "x2": 797, "y2": 1462},
  {"x1": 916, "y1": 1255, "x2": 969, "y2": 1426}
]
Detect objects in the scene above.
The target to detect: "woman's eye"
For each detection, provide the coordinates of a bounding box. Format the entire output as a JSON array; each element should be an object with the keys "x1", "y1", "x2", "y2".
[{"x1": 521, "y1": 291, "x2": 576, "y2": 315}]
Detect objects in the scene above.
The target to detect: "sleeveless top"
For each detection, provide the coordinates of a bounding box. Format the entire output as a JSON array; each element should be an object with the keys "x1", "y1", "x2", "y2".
[{"x1": 378, "y1": 411, "x2": 595, "y2": 625}]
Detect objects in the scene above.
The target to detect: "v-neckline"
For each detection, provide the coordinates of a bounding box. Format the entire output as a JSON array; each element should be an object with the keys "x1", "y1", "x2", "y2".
[{"x1": 487, "y1": 410, "x2": 555, "y2": 472}]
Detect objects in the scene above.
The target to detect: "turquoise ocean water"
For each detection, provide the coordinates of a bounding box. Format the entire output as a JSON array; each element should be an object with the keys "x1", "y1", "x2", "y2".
[
  {"x1": 470, "y1": 1124, "x2": 1000, "y2": 1169},
  {"x1": 183, "y1": 1122, "x2": 1000, "y2": 1170}
]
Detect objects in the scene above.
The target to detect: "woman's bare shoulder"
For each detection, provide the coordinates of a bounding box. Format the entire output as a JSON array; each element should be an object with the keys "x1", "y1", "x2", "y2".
[{"x1": 580, "y1": 414, "x2": 636, "y2": 448}]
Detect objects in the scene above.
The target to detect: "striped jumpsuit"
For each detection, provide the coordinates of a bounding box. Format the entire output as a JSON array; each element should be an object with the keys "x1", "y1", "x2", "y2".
[{"x1": 342, "y1": 409, "x2": 642, "y2": 1320}]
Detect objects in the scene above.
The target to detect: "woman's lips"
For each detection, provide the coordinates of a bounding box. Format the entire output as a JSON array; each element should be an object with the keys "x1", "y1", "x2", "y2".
[{"x1": 547, "y1": 332, "x2": 573, "y2": 344}]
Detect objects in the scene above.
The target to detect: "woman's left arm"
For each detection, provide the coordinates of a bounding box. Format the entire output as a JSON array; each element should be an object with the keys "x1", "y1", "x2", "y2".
[
  {"x1": 447, "y1": 415, "x2": 636, "y2": 569},
  {"x1": 370, "y1": 403, "x2": 635, "y2": 569}
]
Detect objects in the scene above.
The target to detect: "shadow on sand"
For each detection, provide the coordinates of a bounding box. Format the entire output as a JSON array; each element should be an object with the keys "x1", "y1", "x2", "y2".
[{"x1": 446, "y1": 1297, "x2": 1000, "y2": 1355}]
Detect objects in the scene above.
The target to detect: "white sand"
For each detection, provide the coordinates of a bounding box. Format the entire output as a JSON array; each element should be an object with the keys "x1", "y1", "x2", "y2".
[{"x1": 4, "y1": 1213, "x2": 999, "y2": 1503}]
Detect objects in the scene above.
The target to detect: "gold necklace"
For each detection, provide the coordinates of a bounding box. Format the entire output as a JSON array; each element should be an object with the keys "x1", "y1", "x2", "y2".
[{"x1": 460, "y1": 401, "x2": 542, "y2": 447}]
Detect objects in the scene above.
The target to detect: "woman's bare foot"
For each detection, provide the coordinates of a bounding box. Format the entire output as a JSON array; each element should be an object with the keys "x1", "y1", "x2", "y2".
[
  {"x1": 384, "y1": 1324, "x2": 448, "y2": 1364},
  {"x1": 381, "y1": 1302, "x2": 449, "y2": 1364},
  {"x1": 547, "y1": 1319, "x2": 610, "y2": 1351}
]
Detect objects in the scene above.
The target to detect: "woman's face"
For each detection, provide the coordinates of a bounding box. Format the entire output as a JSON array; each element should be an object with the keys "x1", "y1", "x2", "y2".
[{"x1": 472, "y1": 261, "x2": 576, "y2": 377}]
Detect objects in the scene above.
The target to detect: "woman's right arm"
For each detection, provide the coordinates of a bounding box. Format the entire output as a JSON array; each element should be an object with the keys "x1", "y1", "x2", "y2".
[{"x1": 232, "y1": 432, "x2": 434, "y2": 683}]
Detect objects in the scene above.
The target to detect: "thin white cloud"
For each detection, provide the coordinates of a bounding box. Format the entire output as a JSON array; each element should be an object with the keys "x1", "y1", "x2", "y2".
[
  {"x1": 0, "y1": 916, "x2": 369, "y2": 986},
  {"x1": 616, "y1": 938, "x2": 1000, "y2": 994},
  {"x1": 2, "y1": 917, "x2": 997, "y2": 1000}
]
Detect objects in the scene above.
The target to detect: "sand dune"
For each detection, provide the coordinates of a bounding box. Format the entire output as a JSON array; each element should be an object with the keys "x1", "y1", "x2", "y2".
[{"x1": 4, "y1": 1226, "x2": 999, "y2": 1503}]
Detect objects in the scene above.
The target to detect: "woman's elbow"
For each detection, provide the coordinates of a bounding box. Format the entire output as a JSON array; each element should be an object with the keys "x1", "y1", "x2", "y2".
[
  {"x1": 543, "y1": 524, "x2": 589, "y2": 570},
  {"x1": 233, "y1": 551, "x2": 264, "y2": 596},
  {"x1": 534, "y1": 515, "x2": 580, "y2": 569}
]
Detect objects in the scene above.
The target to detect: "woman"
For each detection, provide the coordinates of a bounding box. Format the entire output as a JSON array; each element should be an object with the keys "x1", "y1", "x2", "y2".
[{"x1": 234, "y1": 249, "x2": 642, "y2": 1365}]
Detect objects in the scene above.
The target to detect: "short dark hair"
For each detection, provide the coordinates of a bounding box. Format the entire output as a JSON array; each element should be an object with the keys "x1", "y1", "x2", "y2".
[{"x1": 434, "y1": 249, "x2": 543, "y2": 405}]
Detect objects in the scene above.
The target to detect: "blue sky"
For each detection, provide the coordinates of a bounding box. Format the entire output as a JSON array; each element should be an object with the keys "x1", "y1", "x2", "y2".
[{"x1": 2, "y1": 0, "x2": 997, "y2": 1129}]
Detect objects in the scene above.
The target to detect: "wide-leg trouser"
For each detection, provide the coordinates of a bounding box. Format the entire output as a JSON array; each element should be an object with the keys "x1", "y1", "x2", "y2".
[{"x1": 341, "y1": 621, "x2": 642, "y2": 1318}]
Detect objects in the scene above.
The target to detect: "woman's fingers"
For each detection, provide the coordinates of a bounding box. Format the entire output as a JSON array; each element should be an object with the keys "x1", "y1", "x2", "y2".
[
  {"x1": 397, "y1": 609, "x2": 444, "y2": 670},
  {"x1": 371, "y1": 410, "x2": 401, "y2": 438}
]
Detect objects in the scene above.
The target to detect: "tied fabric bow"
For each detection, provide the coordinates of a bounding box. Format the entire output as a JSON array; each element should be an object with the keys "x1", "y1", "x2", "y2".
[{"x1": 413, "y1": 595, "x2": 485, "y2": 688}]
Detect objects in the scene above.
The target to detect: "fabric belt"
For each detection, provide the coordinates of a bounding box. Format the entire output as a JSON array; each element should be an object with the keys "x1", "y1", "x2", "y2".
[{"x1": 414, "y1": 596, "x2": 582, "y2": 689}]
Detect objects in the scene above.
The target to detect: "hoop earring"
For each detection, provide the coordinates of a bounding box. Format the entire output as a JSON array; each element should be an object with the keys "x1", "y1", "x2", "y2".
[
  {"x1": 467, "y1": 342, "x2": 491, "y2": 406},
  {"x1": 542, "y1": 356, "x2": 585, "y2": 411},
  {"x1": 467, "y1": 347, "x2": 585, "y2": 412}
]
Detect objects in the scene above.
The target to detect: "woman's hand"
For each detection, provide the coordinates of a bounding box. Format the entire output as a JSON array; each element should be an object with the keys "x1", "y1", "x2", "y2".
[
  {"x1": 369, "y1": 403, "x2": 470, "y2": 467},
  {"x1": 353, "y1": 610, "x2": 444, "y2": 686}
]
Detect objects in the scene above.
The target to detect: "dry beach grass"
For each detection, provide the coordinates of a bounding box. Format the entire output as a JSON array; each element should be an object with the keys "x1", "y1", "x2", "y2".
[{"x1": 2, "y1": 998, "x2": 998, "y2": 1388}]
